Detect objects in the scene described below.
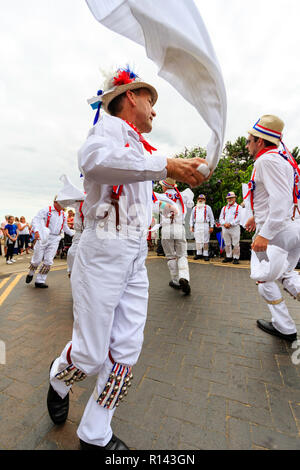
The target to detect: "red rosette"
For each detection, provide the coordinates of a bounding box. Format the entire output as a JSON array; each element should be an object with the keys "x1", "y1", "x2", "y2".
[{"x1": 113, "y1": 70, "x2": 134, "y2": 87}]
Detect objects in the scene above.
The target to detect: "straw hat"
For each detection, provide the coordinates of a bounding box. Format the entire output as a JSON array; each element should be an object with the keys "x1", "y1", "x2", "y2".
[
  {"x1": 197, "y1": 194, "x2": 206, "y2": 200},
  {"x1": 248, "y1": 115, "x2": 284, "y2": 146},
  {"x1": 159, "y1": 178, "x2": 177, "y2": 189},
  {"x1": 88, "y1": 66, "x2": 158, "y2": 115},
  {"x1": 226, "y1": 191, "x2": 236, "y2": 199}
]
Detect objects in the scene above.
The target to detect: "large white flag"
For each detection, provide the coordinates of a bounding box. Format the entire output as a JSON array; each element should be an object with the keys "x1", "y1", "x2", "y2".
[{"x1": 85, "y1": 0, "x2": 227, "y2": 171}]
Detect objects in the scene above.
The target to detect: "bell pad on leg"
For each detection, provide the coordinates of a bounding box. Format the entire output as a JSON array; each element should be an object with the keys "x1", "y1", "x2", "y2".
[
  {"x1": 93, "y1": 362, "x2": 133, "y2": 410},
  {"x1": 55, "y1": 364, "x2": 87, "y2": 386}
]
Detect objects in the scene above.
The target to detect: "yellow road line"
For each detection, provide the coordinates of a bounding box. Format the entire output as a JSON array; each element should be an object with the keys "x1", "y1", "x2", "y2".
[
  {"x1": 0, "y1": 274, "x2": 23, "y2": 307},
  {"x1": 0, "y1": 277, "x2": 10, "y2": 290}
]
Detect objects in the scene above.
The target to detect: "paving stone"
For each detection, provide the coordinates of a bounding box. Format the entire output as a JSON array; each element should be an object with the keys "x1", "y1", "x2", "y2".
[
  {"x1": 227, "y1": 417, "x2": 252, "y2": 450},
  {"x1": 251, "y1": 424, "x2": 300, "y2": 450},
  {"x1": 0, "y1": 259, "x2": 300, "y2": 450}
]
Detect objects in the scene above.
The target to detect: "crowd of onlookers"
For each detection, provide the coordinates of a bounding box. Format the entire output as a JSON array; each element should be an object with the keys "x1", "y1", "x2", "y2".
[
  {"x1": 0, "y1": 215, "x2": 34, "y2": 264},
  {"x1": 0, "y1": 210, "x2": 76, "y2": 265}
]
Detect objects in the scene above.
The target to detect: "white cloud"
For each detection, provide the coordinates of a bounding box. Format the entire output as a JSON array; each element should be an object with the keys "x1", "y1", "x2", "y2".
[{"x1": 1, "y1": 0, "x2": 300, "y2": 222}]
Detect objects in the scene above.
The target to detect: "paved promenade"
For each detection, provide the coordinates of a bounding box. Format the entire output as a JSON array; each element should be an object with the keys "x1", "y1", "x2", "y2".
[{"x1": 0, "y1": 252, "x2": 300, "y2": 450}]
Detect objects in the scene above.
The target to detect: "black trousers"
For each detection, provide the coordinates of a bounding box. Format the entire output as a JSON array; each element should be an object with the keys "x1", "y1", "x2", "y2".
[{"x1": 6, "y1": 241, "x2": 14, "y2": 260}]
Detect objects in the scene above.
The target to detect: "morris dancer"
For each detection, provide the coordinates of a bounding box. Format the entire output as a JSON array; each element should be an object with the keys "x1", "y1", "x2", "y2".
[
  {"x1": 159, "y1": 178, "x2": 194, "y2": 294},
  {"x1": 190, "y1": 194, "x2": 214, "y2": 261},
  {"x1": 26, "y1": 198, "x2": 74, "y2": 288},
  {"x1": 219, "y1": 192, "x2": 241, "y2": 264},
  {"x1": 245, "y1": 114, "x2": 300, "y2": 342},
  {"x1": 56, "y1": 175, "x2": 86, "y2": 277},
  {"x1": 46, "y1": 66, "x2": 210, "y2": 450}
]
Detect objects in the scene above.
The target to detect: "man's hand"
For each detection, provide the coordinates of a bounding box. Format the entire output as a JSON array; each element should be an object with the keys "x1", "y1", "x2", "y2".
[
  {"x1": 251, "y1": 235, "x2": 269, "y2": 252},
  {"x1": 224, "y1": 223, "x2": 231, "y2": 229},
  {"x1": 245, "y1": 216, "x2": 256, "y2": 232},
  {"x1": 34, "y1": 231, "x2": 40, "y2": 240},
  {"x1": 190, "y1": 227, "x2": 194, "y2": 233},
  {"x1": 166, "y1": 157, "x2": 212, "y2": 188},
  {"x1": 209, "y1": 227, "x2": 213, "y2": 234}
]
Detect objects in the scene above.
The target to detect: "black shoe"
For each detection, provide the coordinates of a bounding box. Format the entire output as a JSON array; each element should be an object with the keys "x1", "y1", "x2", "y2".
[
  {"x1": 222, "y1": 257, "x2": 232, "y2": 263},
  {"x1": 203, "y1": 256, "x2": 210, "y2": 262},
  {"x1": 179, "y1": 278, "x2": 191, "y2": 295},
  {"x1": 79, "y1": 434, "x2": 129, "y2": 450},
  {"x1": 26, "y1": 274, "x2": 33, "y2": 284},
  {"x1": 35, "y1": 282, "x2": 48, "y2": 288},
  {"x1": 193, "y1": 254, "x2": 202, "y2": 260},
  {"x1": 47, "y1": 360, "x2": 69, "y2": 425},
  {"x1": 257, "y1": 319, "x2": 297, "y2": 343},
  {"x1": 169, "y1": 281, "x2": 181, "y2": 290},
  {"x1": 232, "y1": 259, "x2": 240, "y2": 265}
]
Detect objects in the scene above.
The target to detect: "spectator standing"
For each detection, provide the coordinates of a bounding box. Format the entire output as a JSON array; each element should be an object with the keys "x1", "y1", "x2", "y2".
[
  {"x1": 67, "y1": 210, "x2": 75, "y2": 230},
  {"x1": 18, "y1": 217, "x2": 31, "y2": 255},
  {"x1": 4, "y1": 216, "x2": 18, "y2": 264},
  {"x1": 1, "y1": 216, "x2": 9, "y2": 257}
]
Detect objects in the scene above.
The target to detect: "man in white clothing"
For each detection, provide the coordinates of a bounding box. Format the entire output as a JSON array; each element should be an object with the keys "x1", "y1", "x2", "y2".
[
  {"x1": 219, "y1": 191, "x2": 241, "y2": 265},
  {"x1": 245, "y1": 114, "x2": 300, "y2": 342},
  {"x1": 26, "y1": 199, "x2": 74, "y2": 288},
  {"x1": 56, "y1": 175, "x2": 86, "y2": 277},
  {"x1": 159, "y1": 178, "x2": 194, "y2": 294},
  {"x1": 190, "y1": 194, "x2": 214, "y2": 261},
  {"x1": 46, "y1": 66, "x2": 210, "y2": 450}
]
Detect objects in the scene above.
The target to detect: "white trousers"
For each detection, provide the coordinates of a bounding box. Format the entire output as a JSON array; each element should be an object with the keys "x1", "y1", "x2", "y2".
[
  {"x1": 256, "y1": 222, "x2": 300, "y2": 335},
  {"x1": 29, "y1": 236, "x2": 60, "y2": 283},
  {"x1": 222, "y1": 225, "x2": 240, "y2": 259},
  {"x1": 161, "y1": 224, "x2": 189, "y2": 283},
  {"x1": 194, "y1": 222, "x2": 210, "y2": 255},
  {"x1": 67, "y1": 231, "x2": 82, "y2": 274},
  {"x1": 50, "y1": 227, "x2": 149, "y2": 446}
]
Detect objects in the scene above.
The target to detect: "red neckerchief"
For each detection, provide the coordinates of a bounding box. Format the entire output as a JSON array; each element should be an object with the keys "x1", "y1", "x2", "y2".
[
  {"x1": 245, "y1": 146, "x2": 280, "y2": 211},
  {"x1": 255, "y1": 146, "x2": 277, "y2": 160},
  {"x1": 123, "y1": 119, "x2": 157, "y2": 154}
]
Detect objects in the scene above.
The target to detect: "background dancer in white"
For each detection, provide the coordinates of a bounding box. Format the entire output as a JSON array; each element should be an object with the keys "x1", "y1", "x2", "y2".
[{"x1": 245, "y1": 114, "x2": 300, "y2": 342}]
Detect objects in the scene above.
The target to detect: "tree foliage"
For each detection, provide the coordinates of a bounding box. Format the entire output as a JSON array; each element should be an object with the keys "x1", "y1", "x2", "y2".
[
  {"x1": 153, "y1": 138, "x2": 300, "y2": 238},
  {"x1": 154, "y1": 136, "x2": 254, "y2": 217}
]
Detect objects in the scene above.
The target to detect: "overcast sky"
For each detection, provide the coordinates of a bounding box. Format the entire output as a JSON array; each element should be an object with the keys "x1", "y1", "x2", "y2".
[{"x1": 1, "y1": 0, "x2": 300, "y2": 222}]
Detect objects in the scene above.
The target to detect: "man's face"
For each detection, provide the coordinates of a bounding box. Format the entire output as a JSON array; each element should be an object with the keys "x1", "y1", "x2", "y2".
[
  {"x1": 54, "y1": 201, "x2": 63, "y2": 212},
  {"x1": 8, "y1": 217, "x2": 14, "y2": 224},
  {"x1": 133, "y1": 89, "x2": 156, "y2": 134},
  {"x1": 246, "y1": 134, "x2": 259, "y2": 158},
  {"x1": 198, "y1": 198, "x2": 205, "y2": 204},
  {"x1": 227, "y1": 197, "x2": 236, "y2": 205}
]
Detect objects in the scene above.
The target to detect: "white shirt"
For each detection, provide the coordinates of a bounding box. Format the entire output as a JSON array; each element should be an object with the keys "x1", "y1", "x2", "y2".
[
  {"x1": 219, "y1": 202, "x2": 241, "y2": 227},
  {"x1": 190, "y1": 203, "x2": 214, "y2": 227},
  {"x1": 79, "y1": 114, "x2": 167, "y2": 234},
  {"x1": 18, "y1": 223, "x2": 30, "y2": 235},
  {"x1": 32, "y1": 206, "x2": 73, "y2": 237},
  {"x1": 252, "y1": 150, "x2": 294, "y2": 240}
]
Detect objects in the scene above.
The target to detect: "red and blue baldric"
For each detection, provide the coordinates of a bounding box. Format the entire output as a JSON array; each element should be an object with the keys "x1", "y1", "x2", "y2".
[
  {"x1": 165, "y1": 189, "x2": 185, "y2": 214},
  {"x1": 244, "y1": 122, "x2": 300, "y2": 215}
]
